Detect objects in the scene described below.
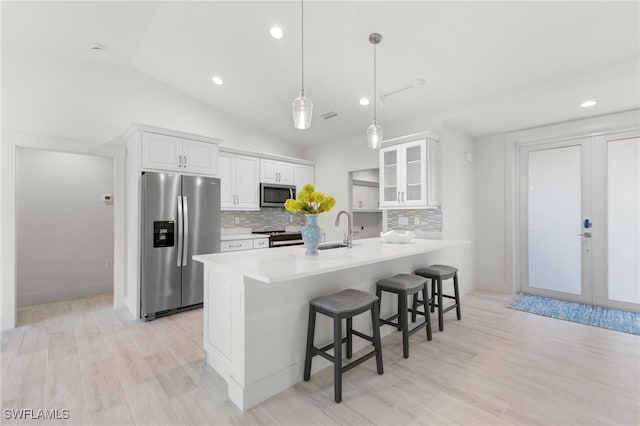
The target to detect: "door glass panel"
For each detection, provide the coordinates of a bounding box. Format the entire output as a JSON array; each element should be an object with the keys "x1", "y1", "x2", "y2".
[
  {"x1": 528, "y1": 146, "x2": 582, "y2": 294},
  {"x1": 607, "y1": 137, "x2": 640, "y2": 303},
  {"x1": 405, "y1": 146, "x2": 421, "y2": 200},
  {"x1": 383, "y1": 150, "x2": 397, "y2": 202}
]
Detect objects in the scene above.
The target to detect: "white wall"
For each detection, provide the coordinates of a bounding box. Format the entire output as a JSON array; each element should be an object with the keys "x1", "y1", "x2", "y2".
[
  {"x1": 474, "y1": 133, "x2": 508, "y2": 292},
  {"x1": 1, "y1": 52, "x2": 305, "y2": 328},
  {"x1": 16, "y1": 149, "x2": 114, "y2": 305},
  {"x1": 474, "y1": 109, "x2": 640, "y2": 293},
  {"x1": 439, "y1": 122, "x2": 476, "y2": 295}
]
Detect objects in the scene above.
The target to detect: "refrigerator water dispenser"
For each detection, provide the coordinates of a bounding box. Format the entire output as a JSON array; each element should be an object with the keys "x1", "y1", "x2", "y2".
[{"x1": 153, "y1": 221, "x2": 175, "y2": 248}]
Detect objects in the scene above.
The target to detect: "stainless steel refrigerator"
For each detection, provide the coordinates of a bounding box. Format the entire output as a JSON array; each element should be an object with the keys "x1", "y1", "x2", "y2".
[{"x1": 141, "y1": 172, "x2": 220, "y2": 320}]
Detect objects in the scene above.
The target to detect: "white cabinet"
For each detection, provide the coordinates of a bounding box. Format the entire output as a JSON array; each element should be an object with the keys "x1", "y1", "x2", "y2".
[
  {"x1": 379, "y1": 134, "x2": 439, "y2": 209},
  {"x1": 352, "y1": 185, "x2": 379, "y2": 211},
  {"x1": 219, "y1": 151, "x2": 260, "y2": 211},
  {"x1": 142, "y1": 132, "x2": 218, "y2": 176},
  {"x1": 260, "y1": 159, "x2": 294, "y2": 184},
  {"x1": 294, "y1": 163, "x2": 314, "y2": 194},
  {"x1": 220, "y1": 237, "x2": 269, "y2": 252}
]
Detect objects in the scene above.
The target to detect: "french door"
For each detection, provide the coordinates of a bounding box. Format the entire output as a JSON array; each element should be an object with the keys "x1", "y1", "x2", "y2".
[{"x1": 519, "y1": 130, "x2": 639, "y2": 312}]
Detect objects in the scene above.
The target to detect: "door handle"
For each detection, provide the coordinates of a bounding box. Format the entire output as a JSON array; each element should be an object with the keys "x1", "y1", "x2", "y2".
[
  {"x1": 177, "y1": 196, "x2": 183, "y2": 266},
  {"x1": 577, "y1": 232, "x2": 592, "y2": 237},
  {"x1": 183, "y1": 156, "x2": 187, "y2": 168},
  {"x1": 178, "y1": 155, "x2": 183, "y2": 167},
  {"x1": 182, "y1": 196, "x2": 189, "y2": 266}
]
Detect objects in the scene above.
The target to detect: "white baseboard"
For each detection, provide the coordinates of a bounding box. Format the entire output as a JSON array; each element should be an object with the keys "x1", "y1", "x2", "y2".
[{"x1": 17, "y1": 282, "x2": 113, "y2": 306}]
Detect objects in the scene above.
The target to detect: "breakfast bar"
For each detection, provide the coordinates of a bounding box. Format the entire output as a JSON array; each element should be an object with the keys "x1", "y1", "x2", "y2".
[{"x1": 193, "y1": 237, "x2": 467, "y2": 410}]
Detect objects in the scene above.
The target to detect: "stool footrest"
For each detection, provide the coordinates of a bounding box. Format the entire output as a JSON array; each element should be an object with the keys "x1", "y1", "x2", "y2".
[
  {"x1": 342, "y1": 350, "x2": 377, "y2": 373},
  {"x1": 317, "y1": 336, "x2": 349, "y2": 353},
  {"x1": 442, "y1": 304, "x2": 457, "y2": 314},
  {"x1": 311, "y1": 347, "x2": 335, "y2": 363},
  {"x1": 350, "y1": 329, "x2": 373, "y2": 343},
  {"x1": 407, "y1": 320, "x2": 430, "y2": 337}
]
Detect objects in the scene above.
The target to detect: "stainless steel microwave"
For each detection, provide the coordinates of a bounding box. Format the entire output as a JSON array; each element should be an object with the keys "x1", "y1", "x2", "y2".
[{"x1": 260, "y1": 183, "x2": 296, "y2": 207}]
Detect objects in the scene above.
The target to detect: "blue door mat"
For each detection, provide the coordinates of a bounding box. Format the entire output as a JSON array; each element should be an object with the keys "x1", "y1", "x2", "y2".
[{"x1": 507, "y1": 294, "x2": 640, "y2": 335}]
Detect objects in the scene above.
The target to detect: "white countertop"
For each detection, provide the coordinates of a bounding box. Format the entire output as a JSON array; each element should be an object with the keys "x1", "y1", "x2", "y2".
[{"x1": 194, "y1": 237, "x2": 468, "y2": 284}]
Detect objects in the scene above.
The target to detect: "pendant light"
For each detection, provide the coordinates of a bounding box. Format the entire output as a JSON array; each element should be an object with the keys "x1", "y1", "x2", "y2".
[
  {"x1": 292, "y1": 0, "x2": 313, "y2": 129},
  {"x1": 367, "y1": 33, "x2": 383, "y2": 149}
]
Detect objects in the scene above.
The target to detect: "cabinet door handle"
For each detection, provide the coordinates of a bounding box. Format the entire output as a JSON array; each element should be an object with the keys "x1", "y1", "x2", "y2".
[
  {"x1": 178, "y1": 155, "x2": 183, "y2": 167},
  {"x1": 397, "y1": 191, "x2": 400, "y2": 202},
  {"x1": 183, "y1": 156, "x2": 187, "y2": 167},
  {"x1": 401, "y1": 192, "x2": 405, "y2": 202}
]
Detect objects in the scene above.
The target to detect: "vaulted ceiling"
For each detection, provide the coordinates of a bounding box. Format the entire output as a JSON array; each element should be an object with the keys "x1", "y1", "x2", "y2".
[{"x1": 3, "y1": 1, "x2": 639, "y2": 146}]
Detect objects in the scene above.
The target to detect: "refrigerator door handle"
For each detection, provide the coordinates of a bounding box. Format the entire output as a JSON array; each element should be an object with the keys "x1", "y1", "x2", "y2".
[
  {"x1": 182, "y1": 195, "x2": 189, "y2": 266},
  {"x1": 177, "y1": 196, "x2": 183, "y2": 267}
]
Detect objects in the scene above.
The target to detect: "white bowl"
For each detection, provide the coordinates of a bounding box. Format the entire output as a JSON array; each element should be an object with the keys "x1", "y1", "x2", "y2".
[{"x1": 380, "y1": 230, "x2": 415, "y2": 243}]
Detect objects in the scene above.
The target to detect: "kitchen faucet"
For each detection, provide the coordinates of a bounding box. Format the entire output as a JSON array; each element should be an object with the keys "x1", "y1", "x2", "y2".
[{"x1": 334, "y1": 210, "x2": 353, "y2": 248}]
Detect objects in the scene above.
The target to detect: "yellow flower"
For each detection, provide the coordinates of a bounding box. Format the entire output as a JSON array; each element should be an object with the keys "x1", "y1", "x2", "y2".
[
  {"x1": 285, "y1": 183, "x2": 336, "y2": 214},
  {"x1": 284, "y1": 199, "x2": 303, "y2": 213}
]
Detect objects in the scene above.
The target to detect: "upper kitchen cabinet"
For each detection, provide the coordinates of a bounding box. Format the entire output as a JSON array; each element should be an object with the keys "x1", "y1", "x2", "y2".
[
  {"x1": 379, "y1": 132, "x2": 439, "y2": 209},
  {"x1": 260, "y1": 159, "x2": 294, "y2": 184},
  {"x1": 352, "y1": 184, "x2": 379, "y2": 211},
  {"x1": 294, "y1": 163, "x2": 314, "y2": 193},
  {"x1": 141, "y1": 131, "x2": 219, "y2": 176},
  {"x1": 219, "y1": 151, "x2": 260, "y2": 211}
]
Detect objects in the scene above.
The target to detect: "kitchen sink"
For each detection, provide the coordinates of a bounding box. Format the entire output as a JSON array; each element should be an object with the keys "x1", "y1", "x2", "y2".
[{"x1": 317, "y1": 242, "x2": 350, "y2": 250}]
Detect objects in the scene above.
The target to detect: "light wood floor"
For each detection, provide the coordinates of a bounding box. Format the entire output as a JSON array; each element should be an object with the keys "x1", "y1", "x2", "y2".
[{"x1": 2, "y1": 290, "x2": 639, "y2": 425}]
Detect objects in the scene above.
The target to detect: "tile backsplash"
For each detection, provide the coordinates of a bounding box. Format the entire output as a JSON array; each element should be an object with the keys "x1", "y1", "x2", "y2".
[
  {"x1": 221, "y1": 209, "x2": 305, "y2": 231},
  {"x1": 387, "y1": 208, "x2": 443, "y2": 232}
]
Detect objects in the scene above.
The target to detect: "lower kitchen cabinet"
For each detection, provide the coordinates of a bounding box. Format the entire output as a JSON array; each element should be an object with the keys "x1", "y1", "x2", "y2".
[{"x1": 220, "y1": 237, "x2": 269, "y2": 252}]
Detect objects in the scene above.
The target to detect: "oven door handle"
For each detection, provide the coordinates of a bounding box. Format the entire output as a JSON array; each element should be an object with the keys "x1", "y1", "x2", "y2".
[{"x1": 270, "y1": 240, "x2": 304, "y2": 247}]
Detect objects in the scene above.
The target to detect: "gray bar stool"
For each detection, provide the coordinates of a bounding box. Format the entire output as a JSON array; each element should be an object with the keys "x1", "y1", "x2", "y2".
[
  {"x1": 376, "y1": 273, "x2": 432, "y2": 359},
  {"x1": 303, "y1": 288, "x2": 384, "y2": 403},
  {"x1": 414, "y1": 265, "x2": 461, "y2": 331}
]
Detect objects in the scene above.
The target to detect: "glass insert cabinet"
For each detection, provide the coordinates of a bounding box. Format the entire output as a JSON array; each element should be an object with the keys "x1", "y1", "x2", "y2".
[{"x1": 379, "y1": 132, "x2": 439, "y2": 208}]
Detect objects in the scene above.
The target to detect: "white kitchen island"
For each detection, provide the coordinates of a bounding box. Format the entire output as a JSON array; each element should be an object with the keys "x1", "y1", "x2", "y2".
[{"x1": 193, "y1": 237, "x2": 468, "y2": 410}]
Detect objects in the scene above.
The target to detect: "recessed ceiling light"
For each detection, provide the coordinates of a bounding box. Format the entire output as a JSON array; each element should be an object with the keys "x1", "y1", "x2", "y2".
[
  {"x1": 359, "y1": 97, "x2": 370, "y2": 106},
  {"x1": 211, "y1": 76, "x2": 223, "y2": 86},
  {"x1": 580, "y1": 100, "x2": 597, "y2": 108},
  {"x1": 270, "y1": 26, "x2": 284, "y2": 39}
]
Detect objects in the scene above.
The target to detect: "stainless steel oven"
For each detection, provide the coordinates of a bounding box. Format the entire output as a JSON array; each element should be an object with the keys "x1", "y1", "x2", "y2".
[{"x1": 260, "y1": 183, "x2": 296, "y2": 207}]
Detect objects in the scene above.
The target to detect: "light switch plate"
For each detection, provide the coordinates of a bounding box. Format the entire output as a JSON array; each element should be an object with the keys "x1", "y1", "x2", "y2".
[
  {"x1": 398, "y1": 216, "x2": 409, "y2": 226},
  {"x1": 414, "y1": 217, "x2": 420, "y2": 225}
]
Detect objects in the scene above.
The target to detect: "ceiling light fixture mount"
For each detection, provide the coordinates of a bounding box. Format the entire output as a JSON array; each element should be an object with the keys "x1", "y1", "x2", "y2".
[
  {"x1": 292, "y1": 0, "x2": 313, "y2": 130},
  {"x1": 366, "y1": 33, "x2": 383, "y2": 149},
  {"x1": 88, "y1": 42, "x2": 105, "y2": 51}
]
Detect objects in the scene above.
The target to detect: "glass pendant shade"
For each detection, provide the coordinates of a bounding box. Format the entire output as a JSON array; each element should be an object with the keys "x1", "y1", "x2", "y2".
[
  {"x1": 292, "y1": 91, "x2": 313, "y2": 130},
  {"x1": 367, "y1": 33, "x2": 383, "y2": 149},
  {"x1": 367, "y1": 120, "x2": 383, "y2": 149}
]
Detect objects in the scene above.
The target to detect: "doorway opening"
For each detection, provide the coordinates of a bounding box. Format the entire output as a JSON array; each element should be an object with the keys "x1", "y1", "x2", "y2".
[
  {"x1": 15, "y1": 148, "x2": 115, "y2": 326},
  {"x1": 349, "y1": 168, "x2": 382, "y2": 240}
]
